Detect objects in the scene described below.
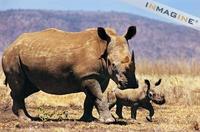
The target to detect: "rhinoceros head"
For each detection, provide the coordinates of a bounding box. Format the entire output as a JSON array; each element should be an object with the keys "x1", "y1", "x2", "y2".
[
  {"x1": 97, "y1": 26, "x2": 138, "y2": 89},
  {"x1": 145, "y1": 79, "x2": 166, "y2": 105}
]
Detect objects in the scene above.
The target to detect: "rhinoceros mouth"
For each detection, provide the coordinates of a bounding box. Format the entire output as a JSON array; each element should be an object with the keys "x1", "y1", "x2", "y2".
[{"x1": 152, "y1": 98, "x2": 166, "y2": 105}]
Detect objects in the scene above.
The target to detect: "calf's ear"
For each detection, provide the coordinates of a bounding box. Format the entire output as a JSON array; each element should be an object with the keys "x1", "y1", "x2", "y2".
[
  {"x1": 144, "y1": 79, "x2": 150, "y2": 89},
  {"x1": 155, "y1": 79, "x2": 162, "y2": 86},
  {"x1": 97, "y1": 27, "x2": 111, "y2": 44},
  {"x1": 124, "y1": 26, "x2": 136, "y2": 40}
]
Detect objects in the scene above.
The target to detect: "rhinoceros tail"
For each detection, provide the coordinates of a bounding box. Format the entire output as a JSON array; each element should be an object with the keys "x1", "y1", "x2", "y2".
[{"x1": 4, "y1": 77, "x2": 8, "y2": 86}]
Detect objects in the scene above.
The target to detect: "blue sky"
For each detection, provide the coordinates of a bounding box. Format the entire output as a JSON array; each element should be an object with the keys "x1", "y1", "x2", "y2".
[{"x1": 0, "y1": 0, "x2": 199, "y2": 23}]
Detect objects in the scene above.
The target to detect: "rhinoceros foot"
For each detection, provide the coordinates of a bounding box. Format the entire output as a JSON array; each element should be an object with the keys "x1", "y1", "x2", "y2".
[{"x1": 79, "y1": 115, "x2": 97, "y2": 122}]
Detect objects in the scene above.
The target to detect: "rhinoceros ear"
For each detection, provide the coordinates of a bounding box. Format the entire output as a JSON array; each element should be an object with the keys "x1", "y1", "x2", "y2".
[
  {"x1": 97, "y1": 27, "x2": 111, "y2": 44},
  {"x1": 124, "y1": 26, "x2": 136, "y2": 40},
  {"x1": 144, "y1": 79, "x2": 150, "y2": 90},
  {"x1": 155, "y1": 79, "x2": 162, "y2": 86}
]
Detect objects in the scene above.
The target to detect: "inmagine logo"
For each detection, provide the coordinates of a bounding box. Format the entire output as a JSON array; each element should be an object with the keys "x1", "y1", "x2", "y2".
[{"x1": 145, "y1": 2, "x2": 197, "y2": 25}]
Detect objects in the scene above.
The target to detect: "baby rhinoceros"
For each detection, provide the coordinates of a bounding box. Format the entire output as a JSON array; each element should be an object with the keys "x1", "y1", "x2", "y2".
[{"x1": 107, "y1": 79, "x2": 165, "y2": 122}]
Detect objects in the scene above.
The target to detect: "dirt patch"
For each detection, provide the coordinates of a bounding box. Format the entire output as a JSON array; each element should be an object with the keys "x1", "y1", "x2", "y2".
[{"x1": 0, "y1": 104, "x2": 199, "y2": 131}]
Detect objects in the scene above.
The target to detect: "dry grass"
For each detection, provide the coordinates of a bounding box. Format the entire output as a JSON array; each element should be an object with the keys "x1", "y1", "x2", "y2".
[
  {"x1": 0, "y1": 59, "x2": 200, "y2": 131},
  {"x1": 136, "y1": 58, "x2": 200, "y2": 76}
]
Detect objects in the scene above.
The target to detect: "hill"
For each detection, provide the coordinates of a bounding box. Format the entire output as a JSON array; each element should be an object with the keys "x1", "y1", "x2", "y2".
[{"x1": 0, "y1": 9, "x2": 200, "y2": 60}]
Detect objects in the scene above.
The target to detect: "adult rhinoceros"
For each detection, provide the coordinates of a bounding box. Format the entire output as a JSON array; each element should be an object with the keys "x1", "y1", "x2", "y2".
[{"x1": 2, "y1": 26, "x2": 138, "y2": 123}]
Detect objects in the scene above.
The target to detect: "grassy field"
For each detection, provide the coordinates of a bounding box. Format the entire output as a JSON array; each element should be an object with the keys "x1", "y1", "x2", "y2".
[
  {"x1": 136, "y1": 58, "x2": 200, "y2": 76},
  {"x1": 0, "y1": 60, "x2": 200, "y2": 131}
]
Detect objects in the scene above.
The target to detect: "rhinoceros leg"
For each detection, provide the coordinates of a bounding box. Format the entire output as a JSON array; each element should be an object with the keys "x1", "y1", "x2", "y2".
[
  {"x1": 80, "y1": 90, "x2": 96, "y2": 122},
  {"x1": 82, "y1": 79, "x2": 115, "y2": 123},
  {"x1": 131, "y1": 103, "x2": 139, "y2": 120},
  {"x1": 143, "y1": 103, "x2": 154, "y2": 122},
  {"x1": 8, "y1": 73, "x2": 39, "y2": 121},
  {"x1": 116, "y1": 101, "x2": 123, "y2": 119}
]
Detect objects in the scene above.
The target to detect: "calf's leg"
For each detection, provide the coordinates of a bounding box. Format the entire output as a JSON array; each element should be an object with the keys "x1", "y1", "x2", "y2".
[
  {"x1": 143, "y1": 103, "x2": 154, "y2": 122},
  {"x1": 131, "y1": 103, "x2": 139, "y2": 120},
  {"x1": 116, "y1": 101, "x2": 123, "y2": 119}
]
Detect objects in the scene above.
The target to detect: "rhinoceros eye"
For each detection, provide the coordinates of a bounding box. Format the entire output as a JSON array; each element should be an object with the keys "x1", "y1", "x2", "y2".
[
  {"x1": 112, "y1": 63, "x2": 118, "y2": 73},
  {"x1": 148, "y1": 92, "x2": 153, "y2": 99}
]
